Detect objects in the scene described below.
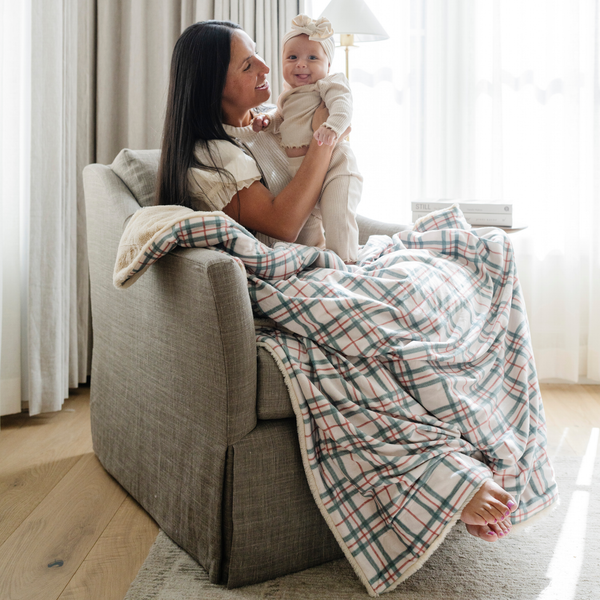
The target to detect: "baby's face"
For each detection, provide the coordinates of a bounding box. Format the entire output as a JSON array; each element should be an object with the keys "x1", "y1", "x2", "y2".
[{"x1": 282, "y1": 34, "x2": 329, "y2": 88}]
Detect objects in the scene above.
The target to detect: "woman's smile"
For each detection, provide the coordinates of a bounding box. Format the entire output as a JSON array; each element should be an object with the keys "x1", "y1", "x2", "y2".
[{"x1": 221, "y1": 30, "x2": 271, "y2": 126}]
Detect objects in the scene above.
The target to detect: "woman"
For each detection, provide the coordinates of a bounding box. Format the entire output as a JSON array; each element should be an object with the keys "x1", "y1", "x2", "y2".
[
  {"x1": 154, "y1": 19, "x2": 557, "y2": 595},
  {"x1": 157, "y1": 19, "x2": 346, "y2": 247}
]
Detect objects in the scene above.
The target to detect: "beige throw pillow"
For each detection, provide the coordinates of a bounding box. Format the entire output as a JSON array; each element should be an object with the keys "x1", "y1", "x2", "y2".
[{"x1": 111, "y1": 148, "x2": 160, "y2": 207}]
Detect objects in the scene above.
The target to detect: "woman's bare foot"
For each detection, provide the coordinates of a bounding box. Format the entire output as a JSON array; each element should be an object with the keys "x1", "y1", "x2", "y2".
[
  {"x1": 465, "y1": 519, "x2": 512, "y2": 542},
  {"x1": 460, "y1": 479, "x2": 516, "y2": 527}
]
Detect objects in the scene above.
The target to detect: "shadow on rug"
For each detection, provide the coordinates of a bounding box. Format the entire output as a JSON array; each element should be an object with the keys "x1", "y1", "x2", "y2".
[{"x1": 125, "y1": 457, "x2": 599, "y2": 600}]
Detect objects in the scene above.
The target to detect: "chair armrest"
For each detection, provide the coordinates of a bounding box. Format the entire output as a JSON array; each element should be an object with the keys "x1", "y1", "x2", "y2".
[
  {"x1": 84, "y1": 163, "x2": 257, "y2": 580},
  {"x1": 357, "y1": 214, "x2": 411, "y2": 245},
  {"x1": 84, "y1": 164, "x2": 257, "y2": 448}
]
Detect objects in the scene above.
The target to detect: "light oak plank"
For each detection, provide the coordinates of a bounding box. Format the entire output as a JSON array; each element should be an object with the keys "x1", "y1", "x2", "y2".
[
  {"x1": 0, "y1": 452, "x2": 127, "y2": 600},
  {"x1": 0, "y1": 383, "x2": 596, "y2": 600},
  {"x1": 58, "y1": 495, "x2": 158, "y2": 600},
  {"x1": 0, "y1": 389, "x2": 92, "y2": 464},
  {"x1": 0, "y1": 391, "x2": 94, "y2": 546},
  {"x1": 541, "y1": 384, "x2": 600, "y2": 457}
]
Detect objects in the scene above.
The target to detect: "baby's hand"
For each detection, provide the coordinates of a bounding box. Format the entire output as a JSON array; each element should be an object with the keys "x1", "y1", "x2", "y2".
[
  {"x1": 313, "y1": 125, "x2": 338, "y2": 146},
  {"x1": 252, "y1": 114, "x2": 271, "y2": 132}
]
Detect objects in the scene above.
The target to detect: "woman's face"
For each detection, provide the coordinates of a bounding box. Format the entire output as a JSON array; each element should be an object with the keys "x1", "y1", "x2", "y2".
[{"x1": 222, "y1": 30, "x2": 270, "y2": 125}]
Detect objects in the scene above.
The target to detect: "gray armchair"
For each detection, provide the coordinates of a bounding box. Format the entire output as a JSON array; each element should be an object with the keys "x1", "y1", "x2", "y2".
[{"x1": 83, "y1": 149, "x2": 409, "y2": 588}]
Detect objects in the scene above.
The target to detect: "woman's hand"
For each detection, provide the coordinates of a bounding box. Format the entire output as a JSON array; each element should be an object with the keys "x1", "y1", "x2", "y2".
[
  {"x1": 312, "y1": 101, "x2": 330, "y2": 132},
  {"x1": 224, "y1": 123, "x2": 337, "y2": 243}
]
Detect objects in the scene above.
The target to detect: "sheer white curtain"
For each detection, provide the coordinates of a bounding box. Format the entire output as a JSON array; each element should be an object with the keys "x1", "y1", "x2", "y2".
[
  {"x1": 26, "y1": 0, "x2": 93, "y2": 415},
  {"x1": 490, "y1": 1, "x2": 600, "y2": 383},
  {"x1": 0, "y1": 0, "x2": 30, "y2": 417},
  {"x1": 0, "y1": 0, "x2": 93, "y2": 417},
  {"x1": 310, "y1": 0, "x2": 600, "y2": 383},
  {"x1": 420, "y1": 0, "x2": 600, "y2": 383}
]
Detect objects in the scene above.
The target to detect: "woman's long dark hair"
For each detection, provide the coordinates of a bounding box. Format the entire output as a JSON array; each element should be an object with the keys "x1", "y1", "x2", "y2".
[{"x1": 156, "y1": 20, "x2": 243, "y2": 207}]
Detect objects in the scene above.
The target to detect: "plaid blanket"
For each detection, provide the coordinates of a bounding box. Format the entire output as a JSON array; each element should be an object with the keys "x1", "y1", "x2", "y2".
[{"x1": 114, "y1": 205, "x2": 558, "y2": 596}]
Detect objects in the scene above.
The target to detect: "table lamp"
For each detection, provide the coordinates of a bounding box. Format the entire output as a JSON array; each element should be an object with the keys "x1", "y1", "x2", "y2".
[{"x1": 319, "y1": 0, "x2": 389, "y2": 80}]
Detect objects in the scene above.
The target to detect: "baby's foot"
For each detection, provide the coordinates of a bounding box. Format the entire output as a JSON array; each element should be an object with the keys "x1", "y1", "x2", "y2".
[
  {"x1": 465, "y1": 519, "x2": 512, "y2": 542},
  {"x1": 460, "y1": 479, "x2": 516, "y2": 527}
]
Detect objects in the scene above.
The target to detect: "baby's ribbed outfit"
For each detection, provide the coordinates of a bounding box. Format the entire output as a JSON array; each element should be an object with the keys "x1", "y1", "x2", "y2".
[{"x1": 269, "y1": 72, "x2": 362, "y2": 262}]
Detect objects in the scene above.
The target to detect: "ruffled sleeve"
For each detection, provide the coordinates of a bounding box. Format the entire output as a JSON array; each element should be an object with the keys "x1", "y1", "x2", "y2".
[{"x1": 188, "y1": 140, "x2": 262, "y2": 211}]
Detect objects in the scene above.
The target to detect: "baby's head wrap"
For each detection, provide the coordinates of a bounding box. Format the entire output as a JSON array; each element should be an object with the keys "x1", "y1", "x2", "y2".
[{"x1": 282, "y1": 15, "x2": 335, "y2": 65}]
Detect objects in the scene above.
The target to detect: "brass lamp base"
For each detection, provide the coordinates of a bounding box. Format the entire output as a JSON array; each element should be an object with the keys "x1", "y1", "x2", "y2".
[{"x1": 340, "y1": 34, "x2": 356, "y2": 80}]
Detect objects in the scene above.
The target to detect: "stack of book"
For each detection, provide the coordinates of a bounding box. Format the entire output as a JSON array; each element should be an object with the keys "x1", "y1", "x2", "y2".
[{"x1": 411, "y1": 200, "x2": 513, "y2": 228}]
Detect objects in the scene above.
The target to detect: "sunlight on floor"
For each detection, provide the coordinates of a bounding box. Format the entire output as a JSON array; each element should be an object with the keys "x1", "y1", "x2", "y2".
[
  {"x1": 576, "y1": 428, "x2": 599, "y2": 487},
  {"x1": 551, "y1": 426, "x2": 569, "y2": 460},
  {"x1": 538, "y1": 428, "x2": 598, "y2": 600}
]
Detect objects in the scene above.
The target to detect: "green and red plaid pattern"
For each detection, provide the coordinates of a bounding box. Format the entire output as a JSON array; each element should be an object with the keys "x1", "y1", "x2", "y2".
[{"x1": 117, "y1": 205, "x2": 558, "y2": 596}]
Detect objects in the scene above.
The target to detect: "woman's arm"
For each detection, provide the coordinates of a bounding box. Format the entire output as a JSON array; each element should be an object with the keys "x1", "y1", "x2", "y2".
[{"x1": 223, "y1": 104, "x2": 348, "y2": 242}]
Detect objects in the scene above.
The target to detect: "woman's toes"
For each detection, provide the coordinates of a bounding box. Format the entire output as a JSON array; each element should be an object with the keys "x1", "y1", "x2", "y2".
[
  {"x1": 472, "y1": 512, "x2": 490, "y2": 526},
  {"x1": 485, "y1": 503, "x2": 506, "y2": 523},
  {"x1": 500, "y1": 518, "x2": 512, "y2": 534},
  {"x1": 497, "y1": 491, "x2": 517, "y2": 515},
  {"x1": 466, "y1": 523, "x2": 499, "y2": 542},
  {"x1": 461, "y1": 479, "x2": 518, "y2": 526},
  {"x1": 489, "y1": 519, "x2": 511, "y2": 538}
]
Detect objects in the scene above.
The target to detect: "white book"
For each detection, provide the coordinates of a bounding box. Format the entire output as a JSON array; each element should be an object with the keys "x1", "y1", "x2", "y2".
[
  {"x1": 412, "y1": 212, "x2": 513, "y2": 227},
  {"x1": 412, "y1": 200, "x2": 512, "y2": 215}
]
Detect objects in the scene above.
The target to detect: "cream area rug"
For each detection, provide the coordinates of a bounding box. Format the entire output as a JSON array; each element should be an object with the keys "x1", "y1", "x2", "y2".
[{"x1": 124, "y1": 457, "x2": 599, "y2": 600}]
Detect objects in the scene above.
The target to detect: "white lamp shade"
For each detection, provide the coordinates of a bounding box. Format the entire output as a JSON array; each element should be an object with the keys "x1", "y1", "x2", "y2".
[{"x1": 319, "y1": 0, "x2": 389, "y2": 42}]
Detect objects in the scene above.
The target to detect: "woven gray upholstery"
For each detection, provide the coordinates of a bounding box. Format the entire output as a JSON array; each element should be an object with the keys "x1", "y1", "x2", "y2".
[
  {"x1": 85, "y1": 164, "x2": 258, "y2": 582},
  {"x1": 228, "y1": 419, "x2": 343, "y2": 586},
  {"x1": 256, "y1": 347, "x2": 295, "y2": 419},
  {"x1": 111, "y1": 148, "x2": 160, "y2": 207},
  {"x1": 83, "y1": 152, "x2": 409, "y2": 588}
]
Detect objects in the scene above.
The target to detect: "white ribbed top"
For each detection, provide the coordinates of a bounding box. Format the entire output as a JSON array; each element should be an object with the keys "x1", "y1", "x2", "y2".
[
  {"x1": 222, "y1": 120, "x2": 292, "y2": 197},
  {"x1": 187, "y1": 116, "x2": 292, "y2": 245}
]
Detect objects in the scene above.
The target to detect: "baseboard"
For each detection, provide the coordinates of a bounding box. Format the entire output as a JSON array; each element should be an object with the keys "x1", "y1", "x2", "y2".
[{"x1": 1, "y1": 377, "x2": 22, "y2": 416}]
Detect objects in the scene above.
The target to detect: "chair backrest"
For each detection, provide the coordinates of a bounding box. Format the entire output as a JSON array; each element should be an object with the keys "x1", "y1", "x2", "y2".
[{"x1": 108, "y1": 147, "x2": 411, "y2": 244}]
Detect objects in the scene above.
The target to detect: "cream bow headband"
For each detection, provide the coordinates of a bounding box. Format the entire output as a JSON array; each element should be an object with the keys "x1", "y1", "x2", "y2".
[
  {"x1": 282, "y1": 14, "x2": 335, "y2": 65},
  {"x1": 291, "y1": 15, "x2": 334, "y2": 40}
]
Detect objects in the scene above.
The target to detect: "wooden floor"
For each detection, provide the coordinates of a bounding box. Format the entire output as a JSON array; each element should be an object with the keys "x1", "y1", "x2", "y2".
[{"x1": 0, "y1": 384, "x2": 599, "y2": 600}]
